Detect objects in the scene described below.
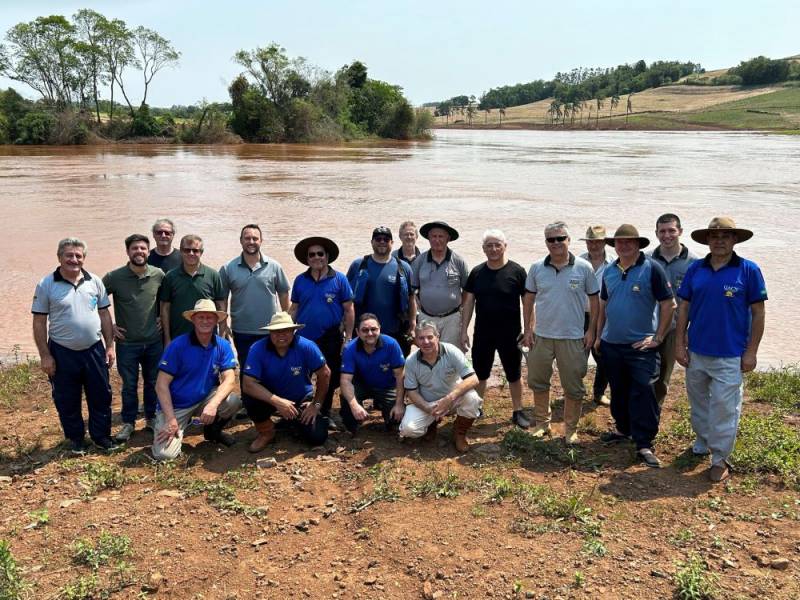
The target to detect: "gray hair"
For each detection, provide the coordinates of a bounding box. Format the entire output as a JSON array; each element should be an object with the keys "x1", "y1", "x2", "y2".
[
  {"x1": 414, "y1": 320, "x2": 440, "y2": 338},
  {"x1": 152, "y1": 218, "x2": 176, "y2": 234},
  {"x1": 398, "y1": 220, "x2": 416, "y2": 234},
  {"x1": 482, "y1": 228, "x2": 507, "y2": 244},
  {"x1": 57, "y1": 237, "x2": 87, "y2": 257},
  {"x1": 544, "y1": 221, "x2": 569, "y2": 237}
]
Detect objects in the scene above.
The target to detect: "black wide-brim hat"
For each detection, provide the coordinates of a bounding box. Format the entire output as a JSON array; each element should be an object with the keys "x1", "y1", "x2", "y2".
[
  {"x1": 294, "y1": 236, "x2": 340, "y2": 265},
  {"x1": 419, "y1": 221, "x2": 459, "y2": 241}
]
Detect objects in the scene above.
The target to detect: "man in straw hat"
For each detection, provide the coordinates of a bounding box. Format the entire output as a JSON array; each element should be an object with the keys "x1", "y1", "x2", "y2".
[
  {"x1": 242, "y1": 312, "x2": 331, "y2": 450},
  {"x1": 289, "y1": 236, "x2": 354, "y2": 425},
  {"x1": 675, "y1": 217, "x2": 766, "y2": 483},
  {"x1": 595, "y1": 224, "x2": 675, "y2": 468},
  {"x1": 411, "y1": 221, "x2": 470, "y2": 349},
  {"x1": 579, "y1": 225, "x2": 615, "y2": 406},
  {"x1": 151, "y1": 299, "x2": 242, "y2": 460}
]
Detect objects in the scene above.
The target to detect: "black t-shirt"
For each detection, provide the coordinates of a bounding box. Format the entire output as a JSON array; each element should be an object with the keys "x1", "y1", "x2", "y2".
[
  {"x1": 464, "y1": 260, "x2": 526, "y2": 335},
  {"x1": 148, "y1": 248, "x2": 182, "y2": 273}
]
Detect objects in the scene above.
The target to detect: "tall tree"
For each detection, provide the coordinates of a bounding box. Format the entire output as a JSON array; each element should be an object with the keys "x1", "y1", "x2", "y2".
[
  {"x1": 72, "y1": 9, "x2": 106, "y2": 123},
  {"x1": 132, "y1": 26, "x2": 180, "y2": 110},
  {"x1": 98, "y1": 18, "x2": 136, "y2": 123},
  {"x1": 609, "y1": 94, "x2": 620, "y2": 119},
  {"x1": 498, "y1": 106, "x2": 506, "y2": 127},
  {"x1": 595, "y1": 95, "x2": 604, "y2": 128}
]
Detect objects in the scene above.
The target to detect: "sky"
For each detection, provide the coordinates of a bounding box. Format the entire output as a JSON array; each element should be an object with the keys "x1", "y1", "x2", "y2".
[{"x1": 1, "y1": 0, "x2": 798, "y2": 107}]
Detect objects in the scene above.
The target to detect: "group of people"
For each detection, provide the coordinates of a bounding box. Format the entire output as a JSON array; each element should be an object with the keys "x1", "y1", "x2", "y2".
[{"x1": 31, "y1": 214, "x2": 766, "y2": 482}]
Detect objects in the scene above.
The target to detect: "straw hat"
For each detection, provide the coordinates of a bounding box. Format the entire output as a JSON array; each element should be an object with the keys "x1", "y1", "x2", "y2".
[
  {"x1": 420, "y1": 221, "x2": 459, "y2": 241},
  {"x1": 580, "y1": 225, "x2": 607, "y2": 241},
  {"x1": 605, "y1": 224, "x2": 650, "y2": 249},
  {"x1": 260, "y1": 311, "x2": 305, "y2": 332},
  {"x1": 182, "y1": 299, "x2": 228, "y2": 323},
  {"x1": 690, "y1": 216, "x2": 753, "y2": 245},
  {"x1": 294, "y1": 236, "x2": 340, "y2": 265}
]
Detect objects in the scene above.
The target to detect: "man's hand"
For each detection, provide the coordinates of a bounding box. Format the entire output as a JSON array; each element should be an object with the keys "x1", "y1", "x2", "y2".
[
  {"x1": 741, "y1": 350, "x2": 757, "y2": 372},
  {"x1": 431, "y1": 395, "x2": 453, "y2": 419},
  {"x1": 105, "y1": 347, "x2": 115, "y2": 369},
  {"x1": 632, "y1": 336, "x2": 660, "y2": 351},
  {"x1": 593, "y1": 337, "x2": 601, "y2": 354},
  {"x1": 522, "y1": 331, "x2": 533, "y2": 349},
  {"x1": 156, "y1": 317, "x2": 163, "y2": 333},
  {"x1": 40, "y1": 355, "x2": 56, "y2": 378},
  {"x1": 675, "y1": 343, "x2": 689, "y2": 368},
  {"x1": 274, "y1": 397, "x2": 299, "y2": 420},
  {"x1": 390, "y1": 402, "x2": 405, "y2": 422},
  {"x1": 461, "y1": 332, "x2": 471, "y2": 351},
  {"x1": 199, "y1": 402, "x2": 219, "y2": 425},
  {"x1": 112, "y1": 324, "x2": 127, "y2": 341},
  {"x1": 350, "y1": 402, "x2": 368, "y2": 421},
  {"x1": 218, "y1": 322, "x2": 232, "y2": 340},
  {"x1": 299, "y1": 401, "x2": 320, "y2": 425},
  {"x1": 583, "y1": 330, "x2": 595, "y2": 351},
  {"x1": 156, "y1": 416, "x2": 179, "y2": 445}
]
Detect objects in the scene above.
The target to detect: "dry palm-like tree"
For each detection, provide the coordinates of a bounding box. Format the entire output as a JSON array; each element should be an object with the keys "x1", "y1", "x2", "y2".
[
  {"x1": 547, "y1": 100, "x2": 562, "y2": 125},
  {"x1": 625, "y1": 94, "x2": 634, "y2": 125},
  {"x1": 484, "y1": 107, "x2": 491, "y2": 125},
  {"x1": 609, "y1": 94, "x2": 620, "y2": 120},
  {"x1": 499, "y1": 107, "x2": 506, "y2": 127},
  {"x1": 595, "y1": 96, "x2": 604, "y2": 128}
]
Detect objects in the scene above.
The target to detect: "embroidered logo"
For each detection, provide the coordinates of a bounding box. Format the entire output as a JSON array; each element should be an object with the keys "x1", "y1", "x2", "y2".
[
  {"x1": 569, "y1": 278, "x2": 580, "y2": 290},
  {"x1": 380, "y1": 362, "x2": 390, "y2": 372},
  {"x1": 631, "y1": 284, "x2": 641, "y2": 293},
  {"x1": 325, "y1": 293, "x2": 335, "y2": 304},
  {"x1": 724, "y1": 285, "x2": 740, "y2": 298},
  {"x1": 291, "y1": 366, "x2": 302, "y2": 376}
]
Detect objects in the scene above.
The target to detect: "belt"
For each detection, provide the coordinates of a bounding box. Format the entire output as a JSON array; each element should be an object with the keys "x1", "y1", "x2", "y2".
[{"x1": 420, "y1": 305, "x2": 461, "y2": 318}]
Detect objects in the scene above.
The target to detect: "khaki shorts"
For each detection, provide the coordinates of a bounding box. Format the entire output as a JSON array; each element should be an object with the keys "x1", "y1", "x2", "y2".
[{"x1": 526, "y1": 336, "x2": 587, "y2": 399}]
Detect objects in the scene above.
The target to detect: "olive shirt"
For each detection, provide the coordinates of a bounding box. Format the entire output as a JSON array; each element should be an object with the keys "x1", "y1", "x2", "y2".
[
  {"x1": 102, "y1": 264, "x2": 164, "y2": 345},
  {"x1": 158, "y1": 264, "x2": 225, "y2": 339}
]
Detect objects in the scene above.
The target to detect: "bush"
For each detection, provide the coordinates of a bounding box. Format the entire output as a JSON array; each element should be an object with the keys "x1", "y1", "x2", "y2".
[
  {"x1": 412, "y1": 108, "x2": 434, "y2": 139},
  {"x1": 730, "y1": 56, "x2": 790, "y2": 85},
  {"x1": 0, "y1": 539, "x2": 28, "y2": 599},
  {"x1": 379, "y1": 98, "x2": 415, "y2": 139},
  {"x1": 710, "y1": 74, "x2": 743, "y2": 86},
  {"x1": 15, "y1": 110, "x2": 56, "y2": 144},
  {"x1": 50, "y1": 110, "x2": 92, "y2": 145},
  {"x1": 0, "y1": 113, "x2": 9, "y2": 144},
  {"x1": 129, "y1": 104, "x2": 159, "y2": 137}
]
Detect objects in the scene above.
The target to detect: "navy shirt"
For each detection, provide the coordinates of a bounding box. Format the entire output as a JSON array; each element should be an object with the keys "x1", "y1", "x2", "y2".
[
  {"x1": 243, "y1": 336, "x2": 326, "y2": 402},
  {"x1": 678, "y1": 253, "x2": 767, "y2": 358},
  {"x1": 291, "y1": 268, "x2": 354, "y2": 341},
  {"x1": 600, "y1": 252, "x2": 673, "y2": 344},
  {"x1": 157, "y1": 332, "x2": 236, "y2": 410},
  {"x1": 346, "y1": 257, "x2": 412, "y2": 334},
  {"x1": 341, "y1": 334, "x2": 405, "y2": 390}
]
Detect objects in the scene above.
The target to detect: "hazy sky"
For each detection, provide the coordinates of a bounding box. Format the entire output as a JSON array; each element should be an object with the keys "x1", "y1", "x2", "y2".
[{"x1": 1, "y1": 0, "x2": 798, "y2": 107}]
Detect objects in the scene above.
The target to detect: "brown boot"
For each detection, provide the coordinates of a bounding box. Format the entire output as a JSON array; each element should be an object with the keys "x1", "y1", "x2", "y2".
[
  {"x1": 563, "y1": 397, "x2": 583, "y2": 445},
  {"x1": 453, "y1": 416, "x2": 475, "y2": 453},
  {"x1": 248, "y1": 419, "x2": 275, "y2": 453},
  {"x1": 422, "y1": 421, "x2": 438, "y2": 442},
  {"x1": 531, "y1": 391, "x2": 552, "y2": 438}
]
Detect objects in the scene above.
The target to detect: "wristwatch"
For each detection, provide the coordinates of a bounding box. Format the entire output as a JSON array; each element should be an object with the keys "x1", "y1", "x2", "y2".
[
  {"x1": 652, "y1": 335, "x2": 662, "y2": 345},
  {"x1": 313, "y1": 401, "x2": 322, "y2": 409}
]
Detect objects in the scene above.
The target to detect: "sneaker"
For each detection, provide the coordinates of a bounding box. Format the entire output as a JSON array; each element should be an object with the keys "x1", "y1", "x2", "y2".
[
  {"x1": 600, "y1": 431, "x2": 629, "y2": 444},
  {"x1": 114, "y1": 422, "x2": 135, "y2": 443},
  {"x1": 511, "y1": 410, "x2": 531, "y2": 429},
  {"x1": 709, "y1": 462, "x2": 730, "y2": 483},
  {"x1": 69, "y1": 438, "x2": 88, "y2": 456},
  {"x1": 593, "y1": 394, "x2": 610, "y2": 406},
  {"x1": 93, "y1": 437, "x2": 121, "y2": 454},
  {"x1": 144, "y1": 417, "x2": 156, "y2": 432},
  {"x1": 637, "y1": 448, "x2": 662, "y2": 468}
]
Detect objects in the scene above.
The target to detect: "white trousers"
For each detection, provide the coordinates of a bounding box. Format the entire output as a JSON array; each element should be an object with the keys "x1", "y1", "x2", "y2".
[{"x1": 398, "y1": 389, "x2": 482, "y2": 438}]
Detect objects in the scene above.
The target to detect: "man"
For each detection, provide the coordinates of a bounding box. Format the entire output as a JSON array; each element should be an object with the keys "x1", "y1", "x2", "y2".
[
  {"x1": 289, "y1": 236, "x2": 353, "y2": 423},
  {"x1": 159, "y1": 234, "x2": 225, "y2": 345},
  {"x1": 579, "y1": 225, "x2": 616, "y2": 407},
  {"x1": 647, "y1": 213, "x2": 698, "y2": 407},
  {"x1": 32, "y1": 238, "x2": 117, "y2": 453},
  {"x1": 242, "y1": 312, "x2": 331, "y2": 450},
  {"x1": 392, "y1": 220, "x2": 421, "y2": 265},
  {"x1": 340, "y1": 313, "x2": 406, "y2": 436},
  {"x1": 103, "y1": 234, "x2": 165, "y2": 442},
  {"x1": 147, "y1": 218, "x2": 181, "y2": 273},
  {"x1": 461, "y1": 229, "x2": 529, "y2": 428},
  {"x1": 411, "y1": 221, "x2": 469, "y2": 349},
  {"x1": 219, "y1": 224, "x2": 290, "y2": 412},
  {"x1": 676, "y1": 217, "x2": 766, "y2": 483},
  {"x1": 595, "y1": 224, "x2": 675, "y2": 468},
  {"x1": 399, "y1": 321, "x2": 482, "y2": 452},
  {"x1": 347, "y1": 226, "x2": 416, "y2": 356},
  {"x1": 151, "y1": 300, "x2": 241, "y2": 460},
  {"x1": 522, "y1": 222, "x2": 599, "y2": 444}
]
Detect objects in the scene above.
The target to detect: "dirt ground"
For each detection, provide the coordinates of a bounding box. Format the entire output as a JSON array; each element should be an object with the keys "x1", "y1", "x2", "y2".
[{"x1": 1, "y1": 365, "x2": 798, "y2": 600}]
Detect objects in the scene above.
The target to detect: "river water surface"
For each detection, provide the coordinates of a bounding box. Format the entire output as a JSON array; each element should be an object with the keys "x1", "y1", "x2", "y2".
[{"x1": 1, "y1": 130, "x2": 796, "y2": 366}]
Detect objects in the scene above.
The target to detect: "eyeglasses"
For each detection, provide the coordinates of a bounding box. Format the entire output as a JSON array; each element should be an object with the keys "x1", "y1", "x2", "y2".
[
  {"x1": 307, "y1": 251, "x2": 326, "y2": 258},
  {"x1": 154, "y1": 230, "x2": 174, "y2": 236},
  {"x1": 181, "y1": 248, "x2": 203, "y2": 254},
  {"x1": 545, "y1": 235, "x2": 568, "y2": 244},
  {"x1": 360, "y1": 327, "x2": 380, "y2": 333},
  {"x1": 373, "y1": 236, "x2": 391, "y2": 243}
]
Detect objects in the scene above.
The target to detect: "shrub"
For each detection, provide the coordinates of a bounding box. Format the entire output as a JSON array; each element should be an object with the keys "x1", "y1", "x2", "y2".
[
  {"x1": 0, "y1": 540, "x2": 28, "y2": 600},
  {"x1": 745, "y1": 365, "x2": 800, "y2": 411},
  {"x1": 730, "y1": 56, "x2": 790, "y2": 85},
  {"x1": 674, "y1": 554, "x2": 718, "y2": 600},
  {"x1": 15, "y1": 110, "x2": 56, "y2": 144}
]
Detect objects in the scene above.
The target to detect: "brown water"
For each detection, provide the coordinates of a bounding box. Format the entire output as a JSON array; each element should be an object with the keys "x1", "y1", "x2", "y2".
[{"x1": 1, "y1": 130, "x2": 797, "y2": 366}]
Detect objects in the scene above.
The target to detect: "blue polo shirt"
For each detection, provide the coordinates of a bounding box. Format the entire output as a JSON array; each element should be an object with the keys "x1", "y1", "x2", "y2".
[
  {"x1": 242, "y1": 336, "x2": 326, "y2": 402},
  {"x1": 678, "y1": 253, "x2": 767, "y2": 358},
  {"x1": 291, "y1": 268, "x2": 353, "y2": 341},
  {"x1": 341, "y1": 335, "x2": 405, "y2": 390},
  {"x1": 600, "y1": 252, "x2": 673, "y2": 344},
  {"x1": 157, "y1": 332, "x2": 236, "y2": 410},
  {"x1": 346, "y1": 257, "x2": 413, "y2": 334}
]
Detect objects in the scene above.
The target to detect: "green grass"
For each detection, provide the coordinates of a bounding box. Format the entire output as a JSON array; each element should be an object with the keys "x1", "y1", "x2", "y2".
[
  {"x1": 745, "y1": 366, "x2": 800, "y2": 411},
  {"x1": 673, "y1": 554, "x2": 718, "y2": 600},
  {"x1": 731, "y1": 413, "x2": 800, "y2": 487},
  {"x1": 409, "y1": 467, "x2": 464, "y2": 499},
  {"x1": 70, "y1": 531, "x2": 132, "y2": 570},
  {"x1": 60, "y1": 573, "x2": 99, "y2": 600},
  {"x1": 205, "y1": 481, "x2": 266, "y2": 516},
  {"x1": 0, "y1": 540, "x2": 29, "y2": 600},
  {"x1": 0, "y1": 352, "x2": 37, "y2": 409},
  {"x1": 79, "y1": 462, "x2": 127, "y2": 495}
]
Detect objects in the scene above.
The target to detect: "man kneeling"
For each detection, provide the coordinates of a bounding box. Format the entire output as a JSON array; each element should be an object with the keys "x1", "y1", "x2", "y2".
[
  {"x1": 399, "y1": 321, "x2": 482, "y2": 452},
  {"x1": 242, "y1": 312, "x2": 331, "y2": 450},
  {"x1": 340, "y1": 313, "x2": 406, "y2": 435},
  {"x1": 152, "y1": 300, "x2": 241, "y2": 460}
]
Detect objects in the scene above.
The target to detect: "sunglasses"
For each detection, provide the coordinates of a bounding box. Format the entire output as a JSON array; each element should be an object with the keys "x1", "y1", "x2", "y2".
[
  {"x1": 181, "y1": 248, "x2": 203, "y2": 254},
  {"x1": 372, "y1": 236, "x2": 391, "y2": 243},
  {"x1": 545, "y1": 235, "x2": 568, "y2": 244},
  {"x1": 307, "y1": 251, "x2": 326, "y2": 258},
  {"x1": 154, "y1": 230, "x2": 174, "y2": 236}
]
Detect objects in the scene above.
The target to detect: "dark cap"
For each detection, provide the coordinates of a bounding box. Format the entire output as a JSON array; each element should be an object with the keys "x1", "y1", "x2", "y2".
[{"x1": 372, "y1": 226, "x2": 393, "y2": 240}]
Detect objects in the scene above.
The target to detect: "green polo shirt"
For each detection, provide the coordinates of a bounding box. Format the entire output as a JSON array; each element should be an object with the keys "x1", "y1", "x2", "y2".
[
  {"x1": 103, "y1": 264, "x2": 165, "y2": 345},
  {"x1": 158, "y1": 264, "x2": 225, "y2": 339}
]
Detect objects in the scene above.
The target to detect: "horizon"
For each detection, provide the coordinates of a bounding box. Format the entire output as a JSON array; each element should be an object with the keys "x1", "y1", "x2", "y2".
[{"x1": 1, "y1": 0, "x2": 798, "y2": 108}]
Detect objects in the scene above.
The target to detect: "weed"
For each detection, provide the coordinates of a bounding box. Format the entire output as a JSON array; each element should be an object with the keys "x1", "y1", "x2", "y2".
[
  {"x1": 80, "y1": 462, "x2": 127, "y2": 495},
  {"x1": 516, "y1": 484, "x2": 592, "y2": 521},
  {"x1": 577, "y1": 413, "x2": 603, "y2": 434},
  {"x1": 573, "y1": 570, "x2": 585, "y2": 588},
  {"x1": 656, "y1": 401, "x2": 693, "y2": 444},
  {"x1": 0, "y1": 349, "x2": 37, "y2": 409},
  {"x1": 70, "y1": 531, "x2": 132, "y2": 569},
  {"x1": 480, "y1": 474, "x2": 517, "y2": 503},
  {"x1": 731, "y1": 413, "x2": 800, "y2": 487},
  {"x1": 222, "y1": 465, "x2": 259, "y2": 490},
  {"x1": 670, "y1": 528, "x2": 695, "y2": 547},
  {"x1": 471, "y1": 504, "x2": 486, "y2": 518},
  {"x1": 674, "y1": 554, "x2": 718, "y2": 600},
  {"x1": 745, "y1": 365, "x2": 800, "y2": 412},
  {"x1": 409, "y1": 467, "x2": 464, "y2": 499},
  {"x1": 349, "y1": 468, "x2": 400, "y2": 513},
  {"x1": 205, "y1": 481, "x2": 266, "y2": 516},
  {"x1": 509, "y1": 518, "x2": 561, "y2": 537},
  {"x1": 582, "y1": 536, "x2": 607, "y2": 557},
  {"x1": 0, "y1": 539, "x2": 29, "y2": 600},
  {"x1": 26, "y1": 508, "x2": 49, "y2": 529}
]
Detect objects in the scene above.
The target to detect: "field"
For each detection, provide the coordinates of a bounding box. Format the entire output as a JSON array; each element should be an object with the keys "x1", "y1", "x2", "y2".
[{"x1": 1, "y1": 359, "x2": 798, "y2": 599}]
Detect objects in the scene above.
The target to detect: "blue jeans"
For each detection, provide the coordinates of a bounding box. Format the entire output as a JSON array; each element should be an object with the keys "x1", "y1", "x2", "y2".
[
  {"x1": 600, "y1": 340, "x2": 661, "y2": 450},
  {"x1": 116, "y1": 341, "x2": 163, "y2": 424}
]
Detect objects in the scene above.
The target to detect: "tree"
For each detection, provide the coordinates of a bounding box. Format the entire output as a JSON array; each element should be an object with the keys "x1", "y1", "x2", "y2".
[
  {"x1": 498, "y1": 106, "x2": 506, "y2": 127},
  {"x1": 466, "y1": 103, "x2": 476, "y2": 126},
  {"x1": 484, "y1": 106, "x2": 491, "y2": 124},
  {"x1": 344, "y1": 60, "x2": 367, "y2": 88},
  {"x1": 595, "y1": 95, "x2": 604, "y2": 128},
  {"x1": 730, "y1": 56, "x2": 790, "y2": 85},
  {"x1": 97, "y1": 18, "x2": 136, "y2": 123},
  {"x1": 234, "y1": 43, "x2": 299, "y2": 108},
  {"x1": 625, "y1": 93, "x2": 633, "y2": 125},
  {"x1": 132, "y1": 26, "x2": 180, "y2": 110},
  {"x1": 609, "y1": 94, "x2": 620, "y2": 119},
  {"x1": 72, "y1": 9, "x2": 107, "y2": 123}
]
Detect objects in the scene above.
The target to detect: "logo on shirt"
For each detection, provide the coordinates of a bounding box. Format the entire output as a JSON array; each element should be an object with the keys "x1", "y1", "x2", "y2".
[
  {"x1": 387, "y1": 275, "x2": 397, "y2": 283},
  {"x1": 380, "y1": 362, "x2": 390, "y2": 372},
  {"x1": 631, "y1": 284, "x2": 641, "y2": 293},
  {"x1": 291, "y1": 366, "x2": 302, "y2": 376},
  {"x1": 89, "y1": 296, "x2": 98, "y2": 310},
  {"x1": 325, "y1": 293, "x2": 336, "y2": 304},
  {"x1": 160, "y1": 360, "x2": 168, "y2": 366},
  {"x1": 724, "y1": 285, "x2": 740, "y2": 298},
  {"x1": 569, "y1": 278, "x2": 580, "y2": 290}
]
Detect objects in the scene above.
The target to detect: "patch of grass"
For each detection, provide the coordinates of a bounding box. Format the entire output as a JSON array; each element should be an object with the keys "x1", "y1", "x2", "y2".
[
  {"x1": 349, "y1": 464, "x2": 400, "y2": 513},
  {"x1": 516, "y1": 484, "x2": 592, "y2": 521},
  {"x1": 656, "y1": 401, "x2": 693, "y2": 445},
  {"x1": 509, "y1": 518, "x2": 561, "y2": 537},
  {"x1": 151, "y1": 459, "x2": 207, "y2": 496},
  {"x1": 70, "y1": 531, "x2": 132, "y2": 569},
  {"x1": 582, "y1": 536, "x2": 607, "y2": 557},
  {"x1": 573, "y1": 570, "x2": 586, "y2": 588},
  {"x1": 670, "y1": 528, "x2": 695, "y2": 547},
  {"x1": 674, "y1": 554, "x2": 718, "y2": 600},
  {"x1": 0, "y1": 349, "x2": 37, "y2": 409},
  {"x1": 731, "y1": 413, "x2": 800, "y2": 487},
  {"x1": 480, "y1": 474, "x2": 517, "y2": 503},
  {"x1": 577, "y1": 413, "x2": 603, "y2": 434},
  {"x1": 745, "y1": 366, "x2": 800, "y2": 412},
  {"x1": 27, "y1": 508, "x2": 49, "y2": 529},
  {"x1": 79, "y1": 462, "x2": 127, "y2": 495},
  {"x1": 60, "y1": 573, "x2": 99, "y2": 600},
  {"x1": 0, "y1": 539, "x2": 29, "y2": 600},
  {"x1": 409, "y1": 467, "x2": 464, "y2": 499},
  {"x1": 221, "y1": 465, "x2": 260, "y2": 490},
  {"x1": 205, "y1": 481, "x2": 266, "y2": 516}
]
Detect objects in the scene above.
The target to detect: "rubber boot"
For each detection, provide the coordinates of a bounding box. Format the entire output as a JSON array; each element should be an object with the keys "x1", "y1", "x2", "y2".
[
  {"x1": 563, "y1": 396, "x2": 583, "y2": 445},
  {"x1": 248, "y1": 419, "x2": 275, "y2": 453},
  {"x1": 203, "y1": 416, "x2": 236, "y2": 447},
  {"x1": 422, "y1": 421, "x2": 438, "y2": 442},
  {"x1": 530, "y1": 391, "x2": 552, "y2": 438},
  {"x1": 453, "y1": 416, "x2": 475, "y2": 453}
]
